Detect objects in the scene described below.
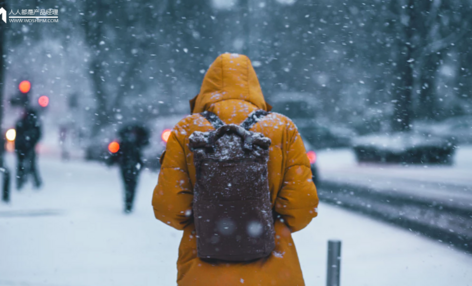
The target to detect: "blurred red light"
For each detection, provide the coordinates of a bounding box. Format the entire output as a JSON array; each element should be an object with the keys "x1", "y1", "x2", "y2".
[
  {"x1": 38, "y1": 95, "x2": 49, "y2": 107},
  {"x1": 161, "y1": 129, "x2": 172, "y2": 143},
  {"x1": 19, "y1": 80, "x2": 31, "y2": 93},
  {"x1": 6, "y1": 141, "x2": 15, "y2": 153},
  {"x1": 108, "y1": 141, "x2": 120, "y2": 153},
  {"x1": 307, "y1": 151, "x2": 317, "y2": 164}
]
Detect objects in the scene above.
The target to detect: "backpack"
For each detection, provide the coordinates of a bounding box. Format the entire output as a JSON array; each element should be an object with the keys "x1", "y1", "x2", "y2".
[{"x1": 189, "y1": 110, "x2": 275, "y2": 261}]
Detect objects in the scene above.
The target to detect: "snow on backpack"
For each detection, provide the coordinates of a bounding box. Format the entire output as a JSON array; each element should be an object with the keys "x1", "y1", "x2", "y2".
[{"x1": 189, "y1": 110, "x2": 275, "y2": 261}]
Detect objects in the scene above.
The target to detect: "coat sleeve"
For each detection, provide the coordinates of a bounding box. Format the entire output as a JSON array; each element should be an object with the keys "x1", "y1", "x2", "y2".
[
  {"x1": 274, "y1": 122, "x2": 319, "y2": 232},
  {"x1": 152, "y1": 128, "x2": 193, "y2": 230}
]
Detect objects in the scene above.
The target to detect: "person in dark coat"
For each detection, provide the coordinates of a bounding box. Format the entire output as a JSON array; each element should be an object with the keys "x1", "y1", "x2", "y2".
[
  {"x1": 15, "y1": 108, "x2": 42, "y2": 190},
  {"x1": 111, "y1": 124, "x2": 150, "y2": 213}
]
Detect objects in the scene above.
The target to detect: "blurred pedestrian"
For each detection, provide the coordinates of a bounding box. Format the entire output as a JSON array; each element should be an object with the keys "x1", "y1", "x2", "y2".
[
  {"x1": 59, "y1": 125, "x2": 70, "y2": 161},
  {"x1": 111, "y1": 124, "x2": 149, "y2": 213},
  {"x1": 152, "y1": 53, "x2": 319, "y2": 285},
  {"x1": 15, "y1": 108, "x2": 42, "y2": 190}
]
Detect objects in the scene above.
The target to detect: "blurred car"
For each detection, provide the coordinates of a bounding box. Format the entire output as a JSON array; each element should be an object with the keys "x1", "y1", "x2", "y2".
[
  {"x1": 141, "y1": 115, "x2": 185, "y2": 170},
  {"x1": 302, "y1": 136, "x2": 319, "y2": 186},
  {"x1": 84, "y1": 125, "x2": 117, "y2": 162},
  {"x1": 270, "y1": 92, "x2": 356, "y2": 149},
  {"x1": 413, "y1": 116, "x2": 472, "y2": 145},
  {"x1": 307, "y1": 124, "x2": 356, "y2": 149},
  {"x1": 352, "y1": 132, "x2": 455, "y2": 165},
  {"x1": 84, "y1": 115, "x2": 185, "y2": 171}
]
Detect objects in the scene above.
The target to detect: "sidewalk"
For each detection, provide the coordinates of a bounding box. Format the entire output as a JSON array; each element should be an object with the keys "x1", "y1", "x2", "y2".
[
  {"x1": 297, "y1": 203, "x2": 472, "y2": 286},
  {"x1": 1, "y1": 154, "x2": 471, "y2": 286}
]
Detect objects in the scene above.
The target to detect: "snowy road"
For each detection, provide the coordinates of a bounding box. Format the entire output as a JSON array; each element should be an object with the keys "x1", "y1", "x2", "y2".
[
  {"x1": 1, "y1": 154, "x2": 472, "y2": 286},
  {"x1": 316, "y1": 145, "x2": 472, "y2": 254},
  {"x1": 317, "y1": 145, "x2": 472, "y2": 205}
]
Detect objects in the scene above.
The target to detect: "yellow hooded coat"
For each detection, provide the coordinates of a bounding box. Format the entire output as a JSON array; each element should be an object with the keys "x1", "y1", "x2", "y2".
[{"x1": 152, "y1": 53, "x2": 319, "y2": 286}]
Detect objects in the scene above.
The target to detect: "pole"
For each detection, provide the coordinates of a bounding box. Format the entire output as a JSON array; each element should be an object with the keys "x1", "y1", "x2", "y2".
[
  {"x1": 0, "y1": 0, "x2": 6, "y2": 168},
  {"x1": 0, "y1": 0, "x2": 12, "y2": 203},
  {"x1": 1, "y1": 167, "x2": 9, "y2": 202},
  {"x1": 326, "y1": 240, "x2": 342, "y2": 286}
]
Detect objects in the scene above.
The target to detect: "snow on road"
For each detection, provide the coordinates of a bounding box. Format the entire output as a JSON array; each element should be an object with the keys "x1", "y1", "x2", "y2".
[
  {"x1": 317, "y1": 145, "x2": 472, "y2": 184},
  {"x1": 317, "y1": 145, "x2": 472, "y2": 205},
  {"x1": 1, "y1": 154, "x2": 471, "y2": 286}
]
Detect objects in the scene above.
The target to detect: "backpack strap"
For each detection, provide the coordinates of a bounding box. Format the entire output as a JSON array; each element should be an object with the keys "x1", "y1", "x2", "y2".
[
  {"x1": 201, "y1": 111, "x2": 225, "y2": 129},
  {"x1": 240, "y1": 110, "x2": 269, "y2": 131}
]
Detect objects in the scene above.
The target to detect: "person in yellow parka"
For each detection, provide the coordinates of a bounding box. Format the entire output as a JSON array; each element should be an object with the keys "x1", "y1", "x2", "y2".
[{"x1": 152, "y1": 53, "x2": 319, "y2": 286}]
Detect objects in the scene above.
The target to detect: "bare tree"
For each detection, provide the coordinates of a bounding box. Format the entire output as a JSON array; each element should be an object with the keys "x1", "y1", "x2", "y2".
[
  {"x1": 390, "y1": 0, "x2": 415, "y2": 132},
  {"x1": 83, "y1": 0, "x2": 111, "y2": 134}
]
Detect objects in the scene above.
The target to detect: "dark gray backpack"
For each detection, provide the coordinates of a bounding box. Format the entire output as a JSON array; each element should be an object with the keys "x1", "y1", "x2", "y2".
[{"x1": 189, "y1": 110, "x2": 275, "y2": 261}]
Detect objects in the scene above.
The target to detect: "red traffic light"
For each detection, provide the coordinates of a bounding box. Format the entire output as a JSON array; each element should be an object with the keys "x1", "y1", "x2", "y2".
[
  {"x1": 38, "y1": 95, "x2": 49, "y2": 107},
  {"x1": 307, "y1": 151, "x2": 317, "y2": 164},
  {"x1": 19, "y1": 80, "x2": 31, "y2": 94},
  {"x1": 161, "y1": 129, "x2": 172, "y2": 143},
  {"x1": 108, "y1": 141, "x2": 120, "y2": 153}
]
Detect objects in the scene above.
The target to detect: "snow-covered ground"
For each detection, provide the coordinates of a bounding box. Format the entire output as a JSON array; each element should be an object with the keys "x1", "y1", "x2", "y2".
[{"x1": 1, "y1": 153, "x2": 472, "y2": 286}]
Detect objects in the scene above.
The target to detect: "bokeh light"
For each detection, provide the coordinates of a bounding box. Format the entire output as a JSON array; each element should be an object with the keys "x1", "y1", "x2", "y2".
[
  {"x1": 108, "y1": 141, "x2": 120, "y2": 153},
  {"x1": 161, "y1": 129, "x2": 172, "y2": 143},
  {"x1": 6, "y1": 128, "x2": 16, "y2": 142},
  {"x1": 38, "y1": 95, "x2": 49, "y2": 107},
  {"x1": 307, "y1": 151, "x2": 317, "y2": 164},
  {"x1": 19, "y1": 80, "x2": 31, "y2": 93}
]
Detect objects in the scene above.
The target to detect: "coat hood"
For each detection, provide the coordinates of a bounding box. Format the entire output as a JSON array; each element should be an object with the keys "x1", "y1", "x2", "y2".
[{"x1": 190, "y1": 53, "x2": 271, "y2": 114}]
